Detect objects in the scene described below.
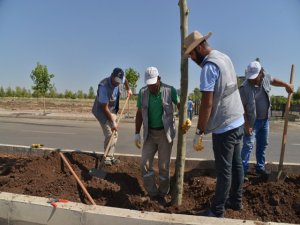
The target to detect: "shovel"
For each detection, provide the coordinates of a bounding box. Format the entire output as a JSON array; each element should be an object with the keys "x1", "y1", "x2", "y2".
[
  {"x1": 268, "y1": 64, "x2": 294, "y2": 181},
  {"x1": 89, "y1": 96, "x2": 130, "y2": 178}
]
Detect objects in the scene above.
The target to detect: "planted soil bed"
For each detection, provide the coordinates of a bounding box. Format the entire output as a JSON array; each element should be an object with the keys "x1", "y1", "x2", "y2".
[{"x1": 0, "y1": 151, "x2": 299, "y2": 224}]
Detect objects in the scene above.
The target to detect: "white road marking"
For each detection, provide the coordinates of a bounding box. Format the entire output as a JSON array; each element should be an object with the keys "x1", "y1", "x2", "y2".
[
  {"x1": 22, "y1": 129, "x2": 75, "y2": 135},
  {"x1": 291, "y1": 143, "x2": 300, "y2": 146}
]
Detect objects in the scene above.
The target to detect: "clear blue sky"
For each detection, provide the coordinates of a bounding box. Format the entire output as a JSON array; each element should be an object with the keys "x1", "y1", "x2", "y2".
[{"x1": 0, "y1": 0, "x2": 299, "y2": 96}]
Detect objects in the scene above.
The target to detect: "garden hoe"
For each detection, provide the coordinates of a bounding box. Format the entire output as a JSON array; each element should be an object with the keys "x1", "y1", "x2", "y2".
[
  {"x1": 89, "y1": 96, "x2": 130, "y2": 179},
  {"x1": 269, "y1": 64, "x2": 294, "y2": 182}
]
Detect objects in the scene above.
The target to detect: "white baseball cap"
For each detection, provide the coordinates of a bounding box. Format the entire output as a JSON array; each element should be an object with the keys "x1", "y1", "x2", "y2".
[
  {"x1": 145, "y1": 67, "x2": 159, "y2": 85},
  {"x1": 246, "y1": 61, "x2": 262, "y2": 80}
]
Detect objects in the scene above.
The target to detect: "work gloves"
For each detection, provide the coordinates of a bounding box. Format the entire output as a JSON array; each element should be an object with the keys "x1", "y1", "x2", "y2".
[
  {"x1": 134, "y1": 133, "x2": 142, "y2": 149},
  {"x1": 193, "y1": 133, "x2": 204, "y2": 151},
  {"x1": 181, "y1": 119, "x2": 192, "y2": 133}
]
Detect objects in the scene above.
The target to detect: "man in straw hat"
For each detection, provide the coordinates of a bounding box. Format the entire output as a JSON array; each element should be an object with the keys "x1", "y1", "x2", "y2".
[{"x1": 184, "y1": 31, "x2": 245, "y2": 217}]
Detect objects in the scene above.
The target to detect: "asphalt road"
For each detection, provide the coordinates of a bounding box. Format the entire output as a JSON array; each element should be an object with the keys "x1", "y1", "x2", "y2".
[{"x1": 0, "y1": 116, "x2": 299, "y2": 163}]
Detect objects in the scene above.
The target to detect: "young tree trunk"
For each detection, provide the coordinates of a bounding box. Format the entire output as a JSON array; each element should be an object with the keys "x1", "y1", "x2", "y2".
[
  {"x1": 171, "y1": 0, "x2": 189, "y2": 206},
  {"x1": 43, "y1": 96, "x2": 46, "y2": 115}
]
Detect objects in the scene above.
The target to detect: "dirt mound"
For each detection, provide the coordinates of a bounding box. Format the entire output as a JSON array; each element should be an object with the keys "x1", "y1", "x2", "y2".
[{"x1": 0, "y1": 152, "x2": 299, "y2": 223}]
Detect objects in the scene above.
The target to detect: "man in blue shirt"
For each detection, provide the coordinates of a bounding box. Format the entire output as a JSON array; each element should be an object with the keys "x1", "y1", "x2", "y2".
[
  {"x1": 92, "y1": 68, "x2": 132, "y2": 165},
  {"x1": 184, "y1": 31, "x2": 245, "y2": 217},
  {"x1": 187, "y1": 97, "x2": 194, "y2": 120}
]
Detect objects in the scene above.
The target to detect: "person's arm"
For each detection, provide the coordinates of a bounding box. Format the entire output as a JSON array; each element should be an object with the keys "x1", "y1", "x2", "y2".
[
  {"x1": 171, "y1": 86, "x2": 180, "y2": 111},
  {"x1": 135, "y1": 108, "x2": 143, "y2": 134},
  {"x1": 239, "y1": 87, "x2": 252, "y2": 135},
  {"x1": 100, "y1": 103, "x2": 117, "y2": 131},
  {"x1": 197, "y1": 91, "x2": 213, "y2": 133},
  {"x1": 243, "y1": 105, "x2": 252, "y2": 135},
  {"x1": 124, "y1": 79, "x2": 133, "y2": 97},
  {"x1": 271, "y1": 78, "x2": 293, "y2": 93},
  {"x1": 135, "y1": 90, "x2": 143, "y2": 134}
]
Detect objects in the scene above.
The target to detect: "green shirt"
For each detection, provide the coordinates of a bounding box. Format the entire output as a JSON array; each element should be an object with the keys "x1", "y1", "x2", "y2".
[{"x1": 137, "y1": 83, "x2": 179, "y2": 128}]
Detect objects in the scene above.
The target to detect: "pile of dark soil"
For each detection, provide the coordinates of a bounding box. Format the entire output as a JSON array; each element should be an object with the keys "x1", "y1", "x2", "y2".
[{"x1": 0, "y1": 152, "x2": 299, "y2": 224}]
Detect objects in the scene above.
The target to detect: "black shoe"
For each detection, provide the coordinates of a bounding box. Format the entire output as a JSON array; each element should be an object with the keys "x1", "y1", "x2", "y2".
[
  {"x1": 225, "y1": 200, "x2": 243, "y2": 210},
  {"x1": 157, "y1": 196, "x2": 167, "y2": 206},
  {"x1": 256, "y1": 169, "x2": 269, "y2": 176},
  {"x1": 150, "y1": 195, "x2": 167, "y2": 206},
  {"x1": 199, "y1": 209, "x2": 224, "y2": 218}
]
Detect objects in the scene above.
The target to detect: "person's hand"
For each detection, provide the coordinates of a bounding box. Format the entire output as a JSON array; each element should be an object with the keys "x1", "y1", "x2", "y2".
[
  {"x1": 285, "y1": 83, "x2": 294, "y2": 94},
  {"x1": 127, "y1": 89, "x2": 133, "y2": 97},
  {"x1": 134, "y1": 133, "x2": 142, "y2": 149},
  {"x1": 193, "y1": 133, "x2": 204, "y2": 151},
  {"x1": 111, "y1": 120, "x2": 118, "y2": 132},
  {"x1": 182, "y1": 119, "x2": 192, "y2": 133},
  {"x1": 244, "y1": 123, "x2": 253, "y2": 135}
]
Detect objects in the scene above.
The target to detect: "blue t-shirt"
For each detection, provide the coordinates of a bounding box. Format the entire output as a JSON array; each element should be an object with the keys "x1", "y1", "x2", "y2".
[
  {"x1": 200, "y1": 62, "x2": 244, "y2": 134},
  {"x1": 187, "y1": 100, "x2": 193, "y2": 111},
  {"x1": 98, "y1": 77, "x2": 119, "y2": 109}
]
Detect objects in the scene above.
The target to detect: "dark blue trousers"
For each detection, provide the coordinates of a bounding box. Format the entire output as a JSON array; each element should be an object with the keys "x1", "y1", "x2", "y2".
[{"x1": 211, "y1": 125, "x2": 244, "y2": 216}]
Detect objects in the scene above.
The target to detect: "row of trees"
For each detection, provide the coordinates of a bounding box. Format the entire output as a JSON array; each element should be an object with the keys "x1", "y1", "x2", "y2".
[
  {"x1": 0, "y1": 85, "x2": 96, "y2": 99},
  {"x1": 0, "y1": 63, "x2": 141, "y2": 100}
]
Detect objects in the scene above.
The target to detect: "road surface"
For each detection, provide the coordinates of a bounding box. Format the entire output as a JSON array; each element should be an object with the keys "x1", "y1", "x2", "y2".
[{"x1": 0, "y1": 116, "x2": 299, "y2": 163}]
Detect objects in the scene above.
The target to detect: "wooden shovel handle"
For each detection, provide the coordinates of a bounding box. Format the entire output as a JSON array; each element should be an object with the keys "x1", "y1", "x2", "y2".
[
  {"x1": 101, "y1": 96, "x2": 130, "y2": 160},
  {"x1": 278, "y1": 64, "x2": 294, "y2": 172},
  {"x1": 59, "y1": 152, "x2": 96, "y2": 205}
]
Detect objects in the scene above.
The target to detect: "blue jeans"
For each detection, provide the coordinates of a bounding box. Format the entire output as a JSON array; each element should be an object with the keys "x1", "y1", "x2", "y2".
[
  {"x1": 187, "y1": 110, "x2": 193, "y2": 120},
  {"x1": 211, "y1": 125, "x2": 244, "y2": 216},
  {"x1": 241, "y1": 118, "x2": 269, "y2": 174}
]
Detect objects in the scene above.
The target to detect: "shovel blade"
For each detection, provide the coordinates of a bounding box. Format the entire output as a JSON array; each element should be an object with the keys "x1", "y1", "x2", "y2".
[
  {"x1": 268, "y1": 170, "x2": 287, "y2": 182},
  {"x1": 89, "y1": 168, "x2": 107, "y2": 178}
]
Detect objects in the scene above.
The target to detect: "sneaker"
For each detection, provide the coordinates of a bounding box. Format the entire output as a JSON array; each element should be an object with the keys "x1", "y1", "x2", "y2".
[
  {"x1": 111, "y1": 158, "x2": 120, "y2": 165},
  {"x1": 199, "y1": 209, "x2": 224, "y2": 218},
  {"x1": 225, "y1": 200, "x2": 243, "y2": 210},
  {"x1": 256, "y1": 169, "x2": 269, "y2": 176},
  {"x1": 244, "y1": 176, "x2": 249, "y2": 182},
  {"x1": 104, "y1": 159, "x2": 113, "y2": 166}
]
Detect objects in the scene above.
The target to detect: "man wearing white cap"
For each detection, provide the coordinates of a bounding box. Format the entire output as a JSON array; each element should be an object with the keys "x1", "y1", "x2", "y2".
[
  {"x1": 184, "y1": 31, "x2": 245, "y2": 217},
  {"x1": 240, "y1": 60, "x2": 293, "y2": 181},
  {"x1": 92, "y1": 68, "x2": 132, "y2": 165},
  {"x1": 134, "y1": 66, "x2": 179, "y2": 205}
]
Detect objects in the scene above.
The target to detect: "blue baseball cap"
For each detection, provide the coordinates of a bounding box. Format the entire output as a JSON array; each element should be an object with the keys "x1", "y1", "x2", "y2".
[{"x1": 112, "y1": 67, "x2": 125, "y2": 84}]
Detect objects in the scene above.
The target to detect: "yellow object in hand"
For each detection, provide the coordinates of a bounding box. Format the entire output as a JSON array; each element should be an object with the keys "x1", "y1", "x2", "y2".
[
  {"x1": 193, "y1": 134, "x2": 204, "y2": 151},
  {"x1": 182, "y1": 119, "x2": 192, "y2": 133}
]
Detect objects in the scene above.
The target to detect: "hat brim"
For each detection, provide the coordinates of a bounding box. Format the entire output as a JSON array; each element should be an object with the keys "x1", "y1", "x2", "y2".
[
  {"x1": 114, "y1": 76, "x2": 125, "y2": 84},
  {"x1": 183, "y1": 32, "x2": 212, "y2": 58},
  {"x1": 145, "y1": 76, "x2": 158, "y2": 85},
  {"x1": 246, "y1": 72, "x2": 259, "y2": 80}
]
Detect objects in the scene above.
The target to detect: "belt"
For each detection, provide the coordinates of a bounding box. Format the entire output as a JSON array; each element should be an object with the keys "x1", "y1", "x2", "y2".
[{"x1": 149, "y1": 127, "x2": 164, "y2": 130}]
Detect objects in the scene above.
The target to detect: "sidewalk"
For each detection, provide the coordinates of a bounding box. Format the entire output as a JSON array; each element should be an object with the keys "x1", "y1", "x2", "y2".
[{"x1": 0, "y1": 108, "x2": 136, "y2": 123}]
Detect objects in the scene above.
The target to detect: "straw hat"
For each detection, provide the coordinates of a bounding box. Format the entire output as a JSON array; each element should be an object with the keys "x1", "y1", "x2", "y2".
[{"x1": 183, "y1": 31, "x2": 212, "y2": 57}]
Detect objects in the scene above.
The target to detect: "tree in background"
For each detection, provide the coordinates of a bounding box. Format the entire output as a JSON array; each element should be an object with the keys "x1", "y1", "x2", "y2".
[
  {"x1": 48, "y1": 85, "x2": 58, "y2": 98},
  {"x1": 88, "y1": 86, "x2": 95, "y2": 99},
  {"x1": 293, "y1": 87, "x2": 300, "y2": 101},
  {"x1": 30, "y1": 62, "x2": 55, "y2": 114},
  {"x1": 0, "y1": 87, "x2": 5, "y2": 97},
  {"x1": 125, "y1": 67, "x2": 140, "y2": 117},
  {"x1": 192, "y1": 87, "x2": 201, "y2": 101}
]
